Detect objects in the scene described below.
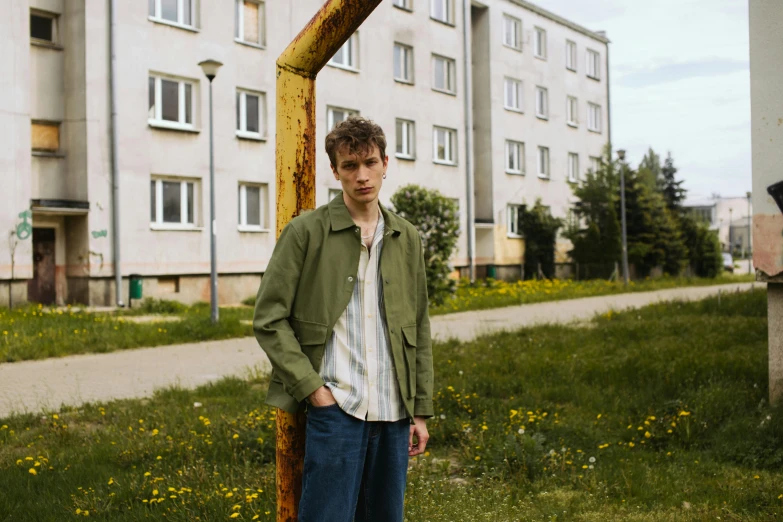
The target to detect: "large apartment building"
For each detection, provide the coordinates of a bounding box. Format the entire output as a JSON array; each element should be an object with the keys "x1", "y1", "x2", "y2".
[{"x1": 1, "y1": 0, "x2": 609, "y2": 307}]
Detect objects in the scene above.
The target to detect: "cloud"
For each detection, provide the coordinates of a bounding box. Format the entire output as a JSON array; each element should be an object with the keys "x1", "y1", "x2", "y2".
[{"x1": 615, "y1": 58, "x2": 749, "y2": 88}]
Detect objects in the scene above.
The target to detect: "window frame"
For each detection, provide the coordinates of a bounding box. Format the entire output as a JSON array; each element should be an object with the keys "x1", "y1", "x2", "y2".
[
  {"x1": 534, "y1": 27, "x2": 547, "y2": 59},
  {"x1": 31, "y1": 120, "x2": 61, "y2": 153},
  {"x1": 393, "y1": 0, "x2": 413, "y2": 11},
  {"x1": 588, "y1": 102, "x2": 602, "y2": 133},
  {"x1": 148, "y1": 74, "x2": 197, "y2": 132},
  {"x1": 566, "y1": 96, "x2": 578, "y2": 127},
  {"x1": 430, "y1": 0, "x2": 454, "y2": 25},
  {"x1": 433, "y1": 126, "x2": 457, "y2": 166},
  {"x1": 234, "y1": 0, "x2": 265, "y2": 48},
  {"x1": 535, "y1": 86, "x2": 549, "y2": 120},
  {"x1": 503, "y1": 77, "x2": 523, "y2": 112},
  {"x1": 566, "y1": 40, "x2": 577, "y2": 71},
  {"x1": 396, "y1": 119, "x2": 416, "y2": 160},
  {"x1": 30, "y1": 10, "x2": 59, "y2": 45},
  {"x1": 505, "y1": 140, "x2": 524, "y2": 175},
  {"x1": 431, "y1": 54, "x2": 457, "y2": 95},
  {"x1": 502, "y1": 14, "x2": 522, "y2": 51},
  {"x1": 507, "y1": 204, "x2": 524, "y2": 238},
  {"x1": 327, "y1": 106, "x2": 359, "y2": 130},
  {"x1": 587, "y1": 49, "x2": 601, "y2": 80},
  {"x1": 149, "y1": 0, "x2": 197, "y2": 30},
  {"x1": 537, "y1": 146, "x2": 550, "y2": 179},
  {"x1": 589, "y1": 156, "x2": 602, "y2": 174},
  {"x1": 150, "y1": 177, "x2": 199, "y2": 229},
  {"x1": 238, "y1": 182, "x2": 269, "y2": 232},
  {"x1": 394, "y1": 43, "x2": 415, "y2": 84},
  {"x1": 236, "y1": 88, "x2": 266, "y2": 140},
  {"x1": 568, "y1": 152, "x2": 579, "y2": 183},
  {"x1": 328, "y1": 32, "x2": 359, "y2": 71}
]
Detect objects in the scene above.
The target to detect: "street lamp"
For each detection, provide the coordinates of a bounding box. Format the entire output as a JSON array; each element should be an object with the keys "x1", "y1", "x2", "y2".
[
  {"x1": 199, "y1": 59, "x2": 223, "y2": 324},
  {"x1": 747, "y1": 191, "x2": 752, "y2": 274},
  {"x1": 616, "y1": 149, "x2": 630, "y2": 286}
]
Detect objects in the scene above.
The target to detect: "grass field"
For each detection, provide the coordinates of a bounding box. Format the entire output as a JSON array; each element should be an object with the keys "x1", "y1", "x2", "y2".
[{"x1": 1, "y1": 288, "x2": 780, "y2": 521}]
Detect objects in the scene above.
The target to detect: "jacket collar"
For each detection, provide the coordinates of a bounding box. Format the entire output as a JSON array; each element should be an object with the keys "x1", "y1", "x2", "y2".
[{"x1": 328, "y1": 193, "x2": 402, "y2": 235}]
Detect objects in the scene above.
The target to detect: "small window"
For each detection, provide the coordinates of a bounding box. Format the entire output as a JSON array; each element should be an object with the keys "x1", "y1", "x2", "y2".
[
  {"x1": 396, "y1": 119, "x2": 416, "y2": 159},
  {"x1": 589, "y1": 156, "x2": 602, "y2": 173},
  {"x1": 238, "y1": 183, "x2": 269, "y2": 230},
  {"x1": 537, "y1": 146, "x2": 550, "y2": 178},
  {"x1": 150, "y1": 178, "x2": 198, "y2": 227},
  {"x1": 587, "y1": 49, "x2": 601, "y2": 80},
  {"x1": 502, "y1": 15, "x2": 522, "y2": 50},
  {"x1": 327, "y1": 106, "x2": 359, "y2": 130},
  {"x1": 433, "y1": 126, "x2": 457, "y2": 165},
  {"x1": 534, "y1": 27, "x2": 547, "y2": 59},
  {"x1": 329, "y1": 32, "x2": 359, "y2": 70},
  {"x1": 30, "y1": 12, "x2": 56, "y2": 43},
  {"x1": 394, "y1": 43, "x2": 414, "y2": 83},
  {"x1": 507, "y1": 204, "x2": 524, "y2": 238},
  {"x1": 236, "y1": 89, "x2": 266, "y2": 139},
  {"x1": 149, "y1": 0, "x2": 195, "y2": 28},
  {"x1": 148, "y1": 75, "x2": 195, "y2": 130},
  {"x1": 568, "y1": 152, "x2": 579, "y2": 183},
  {"x1": 535, "y1": 87, "x2": 548, "y2": 119},
  {"x1": 235, "y1": 0, "x2": 265, "y2": 46},
  {"x1": 566, "y1": 40, "x2": 577, "y2": 71},
  {"x1": 566, "y1": 96, "x2": 578, "y2": 127},
  {"x1": 431, "y1": 0, "x2": 454, "y2": 24},
  {"x1": 393, "y1": 0, "x2": 412, "y2": 10},
  {"x1": 157, "y1": 276, "x2": 180, "y2": 293},
  {"x1": 505, "y1": 140, "x2": 524, "y2": 175},
  {"x1": 328, "y1": 189, "x2": 343, "y2": 201},
  {"x1": 588, "y1": 103, "x2": 602, "y2": 132},
  {"x1": 31, "y1": 122, "x2": 60, "y2": 153},
  {"x1": 432, "y1": 55, "x2": 456, "y2": 94},
  {"x1": 504, "y1": 78, "x2": 523, "y2": 112}
]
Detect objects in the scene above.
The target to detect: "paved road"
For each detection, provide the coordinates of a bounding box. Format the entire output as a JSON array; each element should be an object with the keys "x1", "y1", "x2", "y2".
[{"x1": 0, "y1": 282, "x2": 759, "y2": 418}]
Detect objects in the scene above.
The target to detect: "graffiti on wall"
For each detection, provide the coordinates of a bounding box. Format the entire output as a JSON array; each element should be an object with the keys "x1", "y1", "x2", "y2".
[
  {"x1": 15, "y1": 210, "x2": 32, "y2": 240},
  {"x1": 91, "y1": 229, "x2": 108, "y2": 239}
]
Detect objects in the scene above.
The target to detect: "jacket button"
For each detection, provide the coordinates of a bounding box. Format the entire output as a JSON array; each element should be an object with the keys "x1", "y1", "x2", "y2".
[{"x1": 348, "y1": 276, "x2": 354, "y2": 282}]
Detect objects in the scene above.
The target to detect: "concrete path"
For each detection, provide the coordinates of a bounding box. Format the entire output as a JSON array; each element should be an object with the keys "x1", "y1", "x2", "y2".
[{"x1": 0, "y1": 282, "x2": 759, "y2": 418}]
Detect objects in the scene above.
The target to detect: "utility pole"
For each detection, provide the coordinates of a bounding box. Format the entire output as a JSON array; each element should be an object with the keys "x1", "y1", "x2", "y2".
[{"x1": 616, "y1": 149, "x2": 630, "y2": 285}]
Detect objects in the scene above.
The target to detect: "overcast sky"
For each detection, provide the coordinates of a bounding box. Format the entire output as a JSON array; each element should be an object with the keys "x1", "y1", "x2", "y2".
[{"x1": 531, "y1": 0, "x2": 751, "y2": 202}]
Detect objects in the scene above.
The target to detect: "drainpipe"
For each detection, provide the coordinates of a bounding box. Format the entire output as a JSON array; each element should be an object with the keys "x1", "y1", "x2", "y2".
[
  {"x1": 462, "y1": 0, "x2": 476, "y2": 282},
  {"x1": 109, "y1": 0, "x2": 123, "y2": 306},
  {"x1": 604, "y1": 34, "x2": 611, "y2": 150}
]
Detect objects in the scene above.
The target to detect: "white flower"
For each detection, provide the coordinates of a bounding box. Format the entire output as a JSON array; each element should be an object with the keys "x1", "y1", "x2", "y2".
[
  {"x1": 440, "y1": 414, "x2": 446, "y2": 420},
  {"x1": 589, "y1": 465, "x2": 594, "y2": 470},
  {"x1": 549, "y1": 449, "x2": 555, "y2": 456},
  {"x1": 518, "y1": 428, "x2": 525, "y2": 435},
  {"x1": 458, "y1": 371, "x2": 463, "y2": 376},
  {"x1": 193, "y1": 402, "x2": 202, "y2": 408},
  {"x1": 589, "y1": 456, "x2": 596, "y2": 463}
]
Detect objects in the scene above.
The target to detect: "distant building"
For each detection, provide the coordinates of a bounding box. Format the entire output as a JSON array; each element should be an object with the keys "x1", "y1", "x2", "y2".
[{"x1": 684, "y1": 196, "x2": 753, "y2": 254}]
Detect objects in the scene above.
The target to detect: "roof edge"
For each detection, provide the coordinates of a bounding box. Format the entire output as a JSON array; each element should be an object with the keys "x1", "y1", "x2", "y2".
[{"x1": 507, "y1": 0, "x2": 611, "y2": 44}]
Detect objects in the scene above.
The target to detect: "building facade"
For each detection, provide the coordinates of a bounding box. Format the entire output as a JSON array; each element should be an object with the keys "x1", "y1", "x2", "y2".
[
  {"x1": 684, "y1": 195, "x2": 753, "y2": 254},
  {"x1": 1, "y1": 0, "x2": 609, "y2": 307}
]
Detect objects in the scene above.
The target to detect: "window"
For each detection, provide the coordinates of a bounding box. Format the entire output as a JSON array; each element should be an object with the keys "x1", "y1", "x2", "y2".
[
  {"x1": 566, "y1": 40, "x2": 577, "y2": 71},
  {"x1": 537, "y1": 146, "x2": 550, "y2": 178},
  {"x1": 31, "y1": 122, "x2": 60, "y2": 153},
  {"x1": 587, "y1": 49, "x2": 601, "y2": 80},
  {"x1": 433, "y1": 126, "x2": 456, "y2": 165},
  {"x1": 235, "y1": 0, "x2": 265, "y2": 46},
  {"x1": 328, "y1": 189, "x2": 343, "y2": 201},
  {"x1": 150, "y1": 178, "x2": 197, "y2": 227},
  {"x1": 236, "y1": 89, "x2": 266, "y2": 139},
  {"x1": 589, "y1": 156, "x2": 601, "y2": 173},
  {"x1": 431, "y1": 0, "x2": 454, "y2": 24},
  {"x1": 505, "y1": 140, "x2": 524, "y2": 175},
  {"x1": 148, "y1": 75, "x2": 194, "y2": 130},
  {"x1": 149, "y1": 0, "x2": 195, "y2": 28},
  {"x1": 504, "y1": 78, "x2": 523, "y2": 112},
  {"x1": 238, "y1": 183, "x2": 268, "y2": 230},
  {"x1": 588, "y1": 103, "x2": 602, "y2": 132},
  {"x1": 507, "y1": 204, "x2": 524, "y2": 238},
  {"x1": 432, "y1": 55, "x2": 456, "y2": 94},
  {"x1": 393, "y1": 0, "x2": 412, "y2": 10},
  {"x1": 568, "y1": 152, "x2": 579, "y2": 183},
  {"x1": 396, "y1": 119, "x2": 416, "y2": 159},
  {"x1": 566, "y1": 96, "x2": 578, "y2": 126},
  {"x1": 30, "y1": 11, "x2": 56, "y2": 43},
  {"x1": 329, "y1": 32, "x2": 358, "y2": 70},
  {"x1": 502, "y1": 15, "x2": 522, "y2": 50},
  {"x1": 534, "y1": 27, "x2": 547, "y2": 59},
  {"x1": 394, "y1": 43, "x2": 414, "y2": 83},
  {"x1": 327, "y1": 106, "x2": 358, "y2": 130},
  {"x1": 535, "y1": 87, "x2": 548, "y2": 119}
]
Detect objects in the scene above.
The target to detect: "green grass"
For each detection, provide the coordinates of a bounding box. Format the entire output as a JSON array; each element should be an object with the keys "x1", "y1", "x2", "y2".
[{"x1": 1, "y1": 289, "x2": 780, "y2": 521}]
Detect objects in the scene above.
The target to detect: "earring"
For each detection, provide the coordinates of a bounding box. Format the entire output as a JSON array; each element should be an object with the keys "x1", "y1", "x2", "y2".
[{"x1": 383, "y1": 173, "x2": 387, "y2": 179}]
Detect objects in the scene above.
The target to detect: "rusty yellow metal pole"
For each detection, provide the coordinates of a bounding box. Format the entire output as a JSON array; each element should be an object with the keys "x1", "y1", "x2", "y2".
[{"x1": 274, "y1": 1, "x2": 382, "y2": 520}]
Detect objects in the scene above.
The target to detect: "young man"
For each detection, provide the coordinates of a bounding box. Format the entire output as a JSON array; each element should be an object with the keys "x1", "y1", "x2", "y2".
[{"x1": 253, "y1": 116, "x2": 433, "y2": 521}]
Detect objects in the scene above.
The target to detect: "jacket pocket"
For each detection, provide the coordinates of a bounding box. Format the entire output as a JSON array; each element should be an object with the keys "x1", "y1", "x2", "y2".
[
  {"x1": 402, "y1": 324, "x2": 417, "y2": 399},
  {"x1": 290, "y1": 318, "x2": 329, "y2": 370}
]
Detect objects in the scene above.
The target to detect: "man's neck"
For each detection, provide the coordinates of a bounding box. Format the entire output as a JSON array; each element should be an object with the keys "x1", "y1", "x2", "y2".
[{"x1": 343, "y1": 194, "x2": 380, "y2": 224}]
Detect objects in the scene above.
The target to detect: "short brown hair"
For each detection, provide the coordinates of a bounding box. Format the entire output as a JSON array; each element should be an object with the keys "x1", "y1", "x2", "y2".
[{"x1": 325, "y1": 116, "x2": 387, "y2": 167}]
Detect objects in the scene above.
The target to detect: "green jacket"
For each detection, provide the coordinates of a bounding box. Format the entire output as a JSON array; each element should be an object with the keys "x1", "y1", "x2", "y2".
[{"x1": 253, "y1": 195, "x2": 434, "y2": 419}]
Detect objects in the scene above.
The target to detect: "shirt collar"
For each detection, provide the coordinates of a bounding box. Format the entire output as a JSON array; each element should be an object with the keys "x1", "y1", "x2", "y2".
[{"x1": 328, "y1": 193, "x2": 402, "y2": 235}]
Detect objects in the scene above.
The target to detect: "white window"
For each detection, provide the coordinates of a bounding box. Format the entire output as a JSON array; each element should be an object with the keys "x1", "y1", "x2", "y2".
[
  {"x1": 505, "y1": 140, "x2": 524, "y2": 174},
  {"x1": 393, "y1": 0, "x2": 412, "y2": 10},
  {"x1": 432, "y1": 55, "x2": 456, "y2": 94},
  {"x1": 433, "y1": 126, "x2": 457, "y2": 165},
  {"x1": 148, "y1": 75, "x2": 195, "y2": 130},
  {"x1": 588, "y1": 103, "x2": 602, "y2": 132},
  {"x1": 535, "y1": 87, "x2": 548, "y2": 119},
  {"x1": 327, "y1": 106, "x2": 359, "y2": 130},
  {"x1": 329, "y1": 32, "x2": 359, "y2": 70},
  {"x1": 235, "y1": 0, "x2": 265, "y2": 46},
  {"x1": 504, "y1": 78, "x2": 523, "y2": 112},
  {"x1": 394, "y1": 43, "x2": 414, "y2": 83},
  {"x1": 534, "y1": 27, "x2": 547, "y2": 59},
  {"x1": 507, "y1": 204, "x2": 524, "y2": 238},
  {"x1": 502, "y1": 15, "x2": 522, "y2": 50},
  {"x1": 328, "y1": 189, "x2": 343, "y2": 201},
  {"x1": 589, "y1": 156, "x2": 601, "y2": 173},
  {"x1": 149, "y1": 0, "x2": 195, "y2": 28},
  {"x1": 568, "y1": 152, "x2": 579, "y2": 183},
  {"x1": 566, "y1": 40, "x2": 577, "y2": 71},
  {"x1": 587, "y1": 49, "x2": 601, "y2": 80},
  {"x1": 566, "y1": 96, "x2": 578, "y2": 126},
  {"x1": 396, "y1": 119, "x2": 416, "y2": 159},
  {"x1": 238, "y1": 183, "x2": 268, "y2": 231},
  {"x1": 30, "y1": 11, "x2": 58, "y2": 44},
  {"x1": 150, "y1": 178, "x2": 197, "y2": 227},
  {"x1": 431, "y1": 0, "x2": 453, "y2": 24},
  {"x1": 537, "y1": 146, "x2": 550, "y2": 178},
  {"x1": 236, "y1": 89, "x2": 266, "y2": 139}
]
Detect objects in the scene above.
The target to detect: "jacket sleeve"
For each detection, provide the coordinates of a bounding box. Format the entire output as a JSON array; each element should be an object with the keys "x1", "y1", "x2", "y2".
[
  {"x1": 253, "y1": 222, "x2": 325, "y2": 403},
  {"x1": 414, "y1": 235, "x2": 434, "y2": 418}
]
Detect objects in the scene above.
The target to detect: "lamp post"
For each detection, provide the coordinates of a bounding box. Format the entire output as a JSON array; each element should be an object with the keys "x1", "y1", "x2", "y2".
[
  {"x1": 616, "y1": 149, "x2": 630, "y2": 285},
  {"x1": 199, "y1": 59, "x2": 223, "y2": 324},
  {"x1": 747, "y1": 191, "x2": 752, "y2": 274},
  {"x1": 729, "y1": 208, "x2": 734, "y2": 256}
]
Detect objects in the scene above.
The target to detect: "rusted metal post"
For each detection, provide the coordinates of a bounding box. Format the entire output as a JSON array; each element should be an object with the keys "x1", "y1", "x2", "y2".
[{"x1": 274, "y1": 2, "x2": 382, "y2": 520}]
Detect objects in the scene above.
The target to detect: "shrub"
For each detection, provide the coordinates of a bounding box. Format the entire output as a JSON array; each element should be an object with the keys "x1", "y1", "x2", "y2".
[{"x1": 519, "y1": 201, "x2": 562, "y2": 279}]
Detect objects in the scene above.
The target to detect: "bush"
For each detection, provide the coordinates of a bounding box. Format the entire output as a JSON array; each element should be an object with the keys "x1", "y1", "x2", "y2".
[
  {"x1": 130, "y1": 298, "x2": 187, "y2": 315},
  {"x1": 519, "y1": 201, "x2": 562, "y2": 279},
  {"x1": 681, "y1": 215, "x2": 723, "y2": 278},
  {"x1": 391, "y1": 185, "x2": 460, "y2": 306}
]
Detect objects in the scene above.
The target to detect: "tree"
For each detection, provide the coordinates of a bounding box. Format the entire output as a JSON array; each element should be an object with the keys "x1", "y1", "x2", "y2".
[
  {"x1": 519, "y1": 200, "x2": 562, "y2": 279},
  {"x1": 390, "y1": 184, "x2": 460, "y2": 306},
  {"x1": 660, "y1": 152, "x2": 686, "y2": 214},
  {"x1": 638, "y1": 147, "x2": 662, "y2": 191},
  {"x1": 680, "y1": 214, "x2": 723, "y2": 278}
]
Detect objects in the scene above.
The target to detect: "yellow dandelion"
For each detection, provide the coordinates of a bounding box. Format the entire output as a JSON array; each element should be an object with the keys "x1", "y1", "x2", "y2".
[
  {"x1": 28, "y1": 468, "x2": 37, "y2": 476},
  {"x1": 233, "y1": 434, "x2": 239, "y2": 439},
  {"x1": 230, "y1": 513, "x2": 240, "y2": 519}
]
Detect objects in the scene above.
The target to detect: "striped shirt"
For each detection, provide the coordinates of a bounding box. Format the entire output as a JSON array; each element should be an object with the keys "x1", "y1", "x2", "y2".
[{"x1": 319, "y1": 211, "x2": 407, "y2": 422}]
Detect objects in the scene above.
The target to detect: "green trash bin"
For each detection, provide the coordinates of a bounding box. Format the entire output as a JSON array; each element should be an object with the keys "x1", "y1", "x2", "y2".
[
  {"x1": 129, "y1": 274, "x2": 143, "y2": 300},
  {"x1": 486, "y1": 265, "x2": 497, "y2": 279}
]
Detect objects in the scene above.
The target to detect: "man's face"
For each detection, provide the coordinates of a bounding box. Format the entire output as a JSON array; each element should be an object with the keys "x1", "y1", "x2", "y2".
[{"x1": 331, "y1": 143, "x2": 388, "y2": 207}]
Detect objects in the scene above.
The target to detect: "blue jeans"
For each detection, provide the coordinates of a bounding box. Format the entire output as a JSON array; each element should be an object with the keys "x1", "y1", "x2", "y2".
[{"x1": 298, "y1": 403, "x2": 410, "y2": 522}]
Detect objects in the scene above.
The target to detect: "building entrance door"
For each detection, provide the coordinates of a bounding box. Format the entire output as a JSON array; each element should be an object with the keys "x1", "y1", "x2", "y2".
[{"x1": 28, "y1": 228, "x2": 56, "y2": 305}]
